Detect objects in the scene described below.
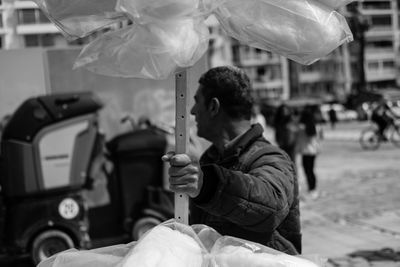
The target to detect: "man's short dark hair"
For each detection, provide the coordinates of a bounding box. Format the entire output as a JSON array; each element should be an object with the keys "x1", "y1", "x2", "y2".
[{"x1": 198, "y1": 66, "x2": 254, "y2": 120}]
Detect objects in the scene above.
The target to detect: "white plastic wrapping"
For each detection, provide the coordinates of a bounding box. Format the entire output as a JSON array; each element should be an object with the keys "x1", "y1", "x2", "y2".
[
  {"x1": 213, "y1": 0, "x2": 353, "y2": 65},
  {"x1": 315, "y1": 0, "x2": 355, "y2": 9},
  {"x1": 38, "y1": 219, "x2": 323, "y2": 267},
  {"x1": 74, "y1": 18, "x2": 209, "y2": 79},
  {"x1": 32, "y1": 0, "x2": 127, "y2": 40},
  {"x1": 116, "y1": 0, "x2": 201, "y2": 23},
  {"x1": 32, "y1": 0, "x2": 354, "y2": 78},
  {"x1": 211, "y1": 236, "x2": 321, "y2": 267}
]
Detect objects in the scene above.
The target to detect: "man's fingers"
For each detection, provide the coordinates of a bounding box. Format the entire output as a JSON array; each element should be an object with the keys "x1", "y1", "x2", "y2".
[
  {"x1": 163, "y1": 153, "x2": 192, "y2": 166},
  {"x1": 161, "y1": 151, "x2": 175, "y2": 162},
  {"x1": 169, "y1": 164, "x2": 198, "y2": 178}
]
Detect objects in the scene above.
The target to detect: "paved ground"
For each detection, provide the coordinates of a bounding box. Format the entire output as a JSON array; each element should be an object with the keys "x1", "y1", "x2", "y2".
[{"x1": 297, "y1": 121, "x2": 400, "y2": 267}]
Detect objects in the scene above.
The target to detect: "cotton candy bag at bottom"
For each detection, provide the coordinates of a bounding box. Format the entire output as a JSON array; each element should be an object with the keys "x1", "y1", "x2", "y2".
[
  {"x1": 214, "y1": 0, "x2": 353, "y2": 65},
  {"x1": 73, "y1": 17, "x2": 209, "y2": 79},
  {"x1": 117, "y1": 221, "x2": 206, "y2": 267},
  {"x1": 211, "y1": 236, "x2": 321, "y2": 267},
  {"x1": 37, "y1": 243, "x2": 135, "y2": 267}
]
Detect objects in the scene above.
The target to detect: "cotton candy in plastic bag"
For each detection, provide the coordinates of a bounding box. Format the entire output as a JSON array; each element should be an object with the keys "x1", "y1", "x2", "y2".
[
  {"x1": 32, "y1": 0, "x2": 127, "y2": 40},
  {"x1": 37, "y1": 220, "x2": 210, "y2": 267},
  {"x1": 37, "y1": 243, "x2": 135, "y2": 267},
  {"x1": 74, "y1": 18, "x2": 210, "y2": 79},
  {"x1": 116, "y1": 0, "x2": 201, "y2": 24},
  {"x1": 37, "y1": 219, "x2": 322, "y2": 267},
  {"x1": 214, "y1": 0, "x2": 353, "y2": 65},
  {"x1": 117, "y1": 219, "x2": 209, "y2": 267}
]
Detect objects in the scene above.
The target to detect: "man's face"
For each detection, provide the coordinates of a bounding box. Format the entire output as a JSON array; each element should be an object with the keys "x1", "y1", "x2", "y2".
[{"x1": 190, "y1": 85, "x2": 211, "y2": 140}]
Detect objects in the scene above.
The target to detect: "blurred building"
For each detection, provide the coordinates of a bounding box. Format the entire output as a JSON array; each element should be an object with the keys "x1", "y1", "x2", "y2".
[
  {"x1": 206, "y1": 0, "x2": 400, "y2": 103},
  {"x1": 0, "y1": 0, "x2": 112, "y2": 49},
  {"x1": 1, "y1": 0, "x2": 69, "y2": 48},
  {"x1": 1, "y1": 0, "x2": 400, "y2": 103}
]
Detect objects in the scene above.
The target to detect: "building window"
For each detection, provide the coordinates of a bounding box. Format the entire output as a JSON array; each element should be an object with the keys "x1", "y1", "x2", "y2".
[
  {"x1": 383, "y1": 61, "x2": 394, "y2": 68},
  {"x1": 367, "y1": 40, "x2": 393, "y2": 49},
  {"x1": 24, "y1": 35, "x2": 39, "y2": 47},
  {"x1": 19, "y1": 9, "x2": 37, "y2": 24},
  {"x1": 24, "y1": 34, "x2": 56, "y2": 47},
  {"x1": 367, "y1": 61, "x2": 379, "y2": 70},
  {"x1": 41, "y1": 34, "x2": 54, "y2": 46},
  {"x1": 362, "y1": 1, "x2": 391, "y2": 10},
  {"x1": 38, "y1": 10, "x2": 50, "y2": 23},
  {"x1": 0, "y1": 13, "x2": 3, "y2": 28},
  {"x1": 371, "y1": 15, "x2": 391, "y2": 26},
  {"x1": 17, "y1": 9, "x2": 50, "y2": 25}
]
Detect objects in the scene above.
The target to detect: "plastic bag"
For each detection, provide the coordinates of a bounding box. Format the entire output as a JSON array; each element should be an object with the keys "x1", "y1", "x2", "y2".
[
  {"x1": 211, "y1": 236, "x2": 322, "y2": 267},
  {"x1": 116, "y1": 0, "x2": 201, "y2": 24},
  {"x1": 32, "y1": 0, "x2": 127, "y2": 40},
  {"x1": 38, "y1": 220, "x2": 209, "y2": 267},
  {"x1": 74, "y1": 18, "x2": 209, "y2": 79},
  {"x1": 315, "y1": 0, "x2": 355, "y2": 9},
  {"x1": 38, "y1": 219, "x2": 322, "y2": 267},
  {"x1": 213, "y1": 0, "x2": 353, "y2": 65},
  {"x1": 38, "y1": 243, "x2": 136, "y2": 267},
  {"x1": 117, "y1": 220, "x2": 208, "y2": 267},
  {"x1": 32, "y1": 0, "x2": 354, "y2": 78}
]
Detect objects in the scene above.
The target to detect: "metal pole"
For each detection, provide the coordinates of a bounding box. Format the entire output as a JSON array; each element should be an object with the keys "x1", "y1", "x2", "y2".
[{"x1": 174, "y1": 69, "x2": 190, "y2": 224}]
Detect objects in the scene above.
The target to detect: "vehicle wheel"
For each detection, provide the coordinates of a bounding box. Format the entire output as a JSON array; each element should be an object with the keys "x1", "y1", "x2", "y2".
[
  {"x1": 31, "y1": 230, "x2": 74, "y2": 265},
  {"x1": 132, "y1": 216, "x2": 162, "y2": 241},
  {"x1": 390, "y1": 125, "x2": 400, "y2": 147},
  {"x1": 359, "y1": 127, "x2": 380, "y2": 150}
]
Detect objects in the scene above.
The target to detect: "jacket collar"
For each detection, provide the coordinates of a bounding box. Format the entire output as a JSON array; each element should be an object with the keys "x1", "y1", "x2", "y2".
[{"x1": 205, "y1": 123, "x2": 264, "y2": 161}]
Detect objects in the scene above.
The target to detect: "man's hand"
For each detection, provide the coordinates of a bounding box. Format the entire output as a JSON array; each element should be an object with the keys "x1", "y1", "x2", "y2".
[{"x1": 162, "y1": 152, "x2": 203, "y2": 198}]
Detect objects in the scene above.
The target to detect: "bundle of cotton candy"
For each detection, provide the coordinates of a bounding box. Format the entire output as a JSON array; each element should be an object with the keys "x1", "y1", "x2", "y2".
[
  {"x1": 214, "y1": 0, "x2": 353, "y2": 65},
  {"x1": 73, "y1": 17, "x2": 209, "y2": 79},
  {"x1": 117, "y1": 224, "x2": 204, "y2": 267}
]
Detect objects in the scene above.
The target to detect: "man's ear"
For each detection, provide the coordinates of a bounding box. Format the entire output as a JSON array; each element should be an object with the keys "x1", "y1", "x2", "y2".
[{"x1": 208, "y1": 97, "x2": 220, "y2": 116}]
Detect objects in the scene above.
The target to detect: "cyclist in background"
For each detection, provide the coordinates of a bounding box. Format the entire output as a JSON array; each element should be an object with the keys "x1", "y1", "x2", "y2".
[{"x1": 370, "y1": 100, "x2": 397, "y2": 141}]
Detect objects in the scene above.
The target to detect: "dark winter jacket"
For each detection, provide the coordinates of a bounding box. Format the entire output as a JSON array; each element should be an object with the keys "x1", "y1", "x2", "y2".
[{"x1": 190, "y1": 123, "x2": 301, "y2": 254}]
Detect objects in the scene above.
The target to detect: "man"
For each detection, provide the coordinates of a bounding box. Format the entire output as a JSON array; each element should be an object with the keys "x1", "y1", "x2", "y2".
[
  {"x1": 371, "y1": 100, "x2": 397, "y2": 141},
  {"x1": 162, "y1": 66, "x2": 301, "y2": 254}
]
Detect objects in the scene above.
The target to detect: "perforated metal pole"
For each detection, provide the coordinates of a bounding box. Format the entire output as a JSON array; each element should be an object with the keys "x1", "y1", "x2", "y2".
[{"x1": 174, "y1": 69, "x2": 189, "y2": 224}]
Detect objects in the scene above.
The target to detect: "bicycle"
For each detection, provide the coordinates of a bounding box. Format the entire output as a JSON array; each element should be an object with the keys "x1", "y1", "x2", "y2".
[{"x1": 359, "y1": 119, "x2": 400, "y2": 150}]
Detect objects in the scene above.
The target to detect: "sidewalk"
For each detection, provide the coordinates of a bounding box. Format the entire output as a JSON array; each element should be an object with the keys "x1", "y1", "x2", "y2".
[
  {"x1": 301, "y1": 208, "x2": 400, "y2": 267},
  {"x1": 264, "y1": 121, "x2": 369, "y2": 143},
  {"x1": 320, "y1": 121, "x2": 369, "y2": 141},
  {"x1": 296, "y1": 131, "x2": 400, "y2": 267}
]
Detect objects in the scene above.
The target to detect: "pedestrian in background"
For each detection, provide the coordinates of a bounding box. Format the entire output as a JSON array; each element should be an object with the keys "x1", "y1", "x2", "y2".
[
  {"x1": 251, "y1": 103, "x2": 270, "y2": 140},
  {"x1": 297, "y1": 105, "x2": 321, "y2": 200},
  {"x1": 273, "y1": 103, "x2": 299, "y2": 163},
  {"x1": 371, "y1": 100, "x2": 397, "y2": 141},
  {"x1": 163, "y1": 66, "x2": 301, "y2": 254},
  {"x1": 328, "y1": 104, "x2": 338, "y2": 130}
]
